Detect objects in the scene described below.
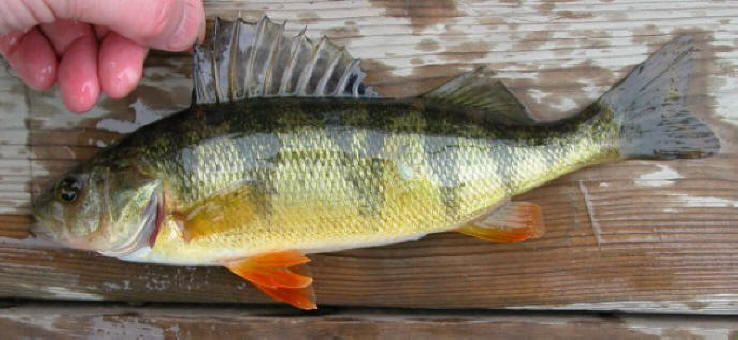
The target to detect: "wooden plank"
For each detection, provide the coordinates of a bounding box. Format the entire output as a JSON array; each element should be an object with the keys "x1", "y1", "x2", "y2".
[
  {"x1": 1, "y1": 304, "x2": 738, "y2": 339},
  {"x1": 0, "y1": 61, "x2": 29, "y2": 216},
  {"x1": 0, "y1": 0, "x2": 737, "y2": 312},
  {"x1": 2, "y1": 160, "x2": 738, "y2": 312},
  {"x1": 0, "y1": 215, "x2": 30, "y2": 239}
]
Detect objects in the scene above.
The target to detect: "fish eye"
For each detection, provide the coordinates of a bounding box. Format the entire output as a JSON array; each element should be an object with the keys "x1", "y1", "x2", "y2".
[{"x1": 58, "y1": 176, "x2": 82, "y2": 203}]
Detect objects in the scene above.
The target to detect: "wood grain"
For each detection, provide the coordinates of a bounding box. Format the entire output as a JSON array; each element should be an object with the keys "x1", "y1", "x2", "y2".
[
  {"x1": 2, "y1": 304, "x2": 738, "y2": 339},
  {"x1": 2, "y1": 159, "x2": 738, "y2": 311},
  {"x1": 1, "y1": 0, "x2": 737, "y2": 312}
]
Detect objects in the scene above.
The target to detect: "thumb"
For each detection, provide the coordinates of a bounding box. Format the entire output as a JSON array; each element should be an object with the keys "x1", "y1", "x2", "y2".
[{"x1": 7, "y1": 0, "x2": 205, "y2": 51}]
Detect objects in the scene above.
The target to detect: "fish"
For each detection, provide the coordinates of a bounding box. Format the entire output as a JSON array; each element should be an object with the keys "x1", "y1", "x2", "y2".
[{"x1": 31, "y1": 17, "x2": 720, "y2": 310}]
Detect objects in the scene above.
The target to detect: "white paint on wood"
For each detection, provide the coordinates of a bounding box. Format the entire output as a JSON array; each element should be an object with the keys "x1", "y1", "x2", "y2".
[
  {"x1": 0, "y1": 61, "x2": 29, "y2": 215},
  {"x1": 88, "y1": 315, "x2": 166, "y2": 338},
  {"x1": 622, "y1": 316, "x2": 736, "y2": 339},
  {"x1": 634, "y1": 164, "x2": 684, "y2": 187},
  {"x1": 96, "y1": 98, "x2": 169, "y2": 134},
  {"x1": 43, "y1": 287, "x2": 104, "y2": 301},
  {"x1": 578, "y1": 181, "x2": 603, "y2": 246},
  {"x1": 678, "y1": 195, "x2": 738, "y2": 208},
  {"x1": 4, "y1": 305, "x2": 738, "y2": 339},
  {"x1": 512, "y1": 294, "x2": 738, "y2": 315}
]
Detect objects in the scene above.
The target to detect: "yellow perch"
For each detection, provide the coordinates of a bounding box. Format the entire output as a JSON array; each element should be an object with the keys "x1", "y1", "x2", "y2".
[{"x1": 31, "y1": 18, "x2": 719, "y2": 309}]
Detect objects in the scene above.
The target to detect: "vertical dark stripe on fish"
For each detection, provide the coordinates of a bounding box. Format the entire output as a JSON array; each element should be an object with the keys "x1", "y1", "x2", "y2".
[
  {"x1": 331, "y1": 122, "x2": 386, "y2": 217},
  {"x1": 438, "y1": 185, "x2": 461, "y2": 221},
  {"x1": 489, "y1": 143, "x2": 516, "y2": 196},
  {"x1": 344, "y1": 157, "x2": 385, "y2": 217},
  {"x1": 424, "y1": 135, "x2": 462, "y2": 221},
  {"x1": 234, "y1": 131, "x2": 282, "y2": 220},
  {"x1": 248, "y1": 177, "x2": 274, "y2": 222}
]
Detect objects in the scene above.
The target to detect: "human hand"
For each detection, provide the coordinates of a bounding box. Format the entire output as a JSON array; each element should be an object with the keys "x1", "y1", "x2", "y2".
[{"x1": 0, "y1": 0, "x2": 205, "y2": 113}]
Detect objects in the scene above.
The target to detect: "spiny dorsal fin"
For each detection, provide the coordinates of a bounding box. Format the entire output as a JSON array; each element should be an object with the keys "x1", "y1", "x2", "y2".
[
  {"x1": 193, "y1": 17, "x2": 378, "y2": 105},
  {"x1": 421, "y1": 68, "x2": 538, "y2": 125}
]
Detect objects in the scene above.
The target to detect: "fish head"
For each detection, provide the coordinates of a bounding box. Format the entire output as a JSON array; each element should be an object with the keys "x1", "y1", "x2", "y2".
[{"x1": 31, "y1": 162, "x2": 162, "y2": 256}]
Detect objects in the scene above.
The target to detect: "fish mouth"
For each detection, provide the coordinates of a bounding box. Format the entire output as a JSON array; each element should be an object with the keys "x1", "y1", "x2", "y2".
[
  {"x1": 99, "y1": 189, "x2": 163, "y2": 257},
  {"x1": 30, "y1": 191, "x2": 56, "y2": 239},
  {"x1": 29, "y1": 202, "x2": 62, "y2": 241},
  {"x1": 27, "y1": 220, "x2": 47, "y2": 239},
  {"x1": 27, "y1": 221, "x2": 40, "y2": 239}
]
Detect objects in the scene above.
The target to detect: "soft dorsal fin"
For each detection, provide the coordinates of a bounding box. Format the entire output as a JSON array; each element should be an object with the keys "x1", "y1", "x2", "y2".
[
  {"x1": 193, "y1": 17, "x2": 378, "y2": 105},
  {"x1": 421, "y1": 68, "x2": 538, "y2": 125}
]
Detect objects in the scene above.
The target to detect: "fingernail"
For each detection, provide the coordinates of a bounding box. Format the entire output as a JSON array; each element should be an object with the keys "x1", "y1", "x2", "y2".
[
  {"x1": 194, "y1": 0, "x2": 206, "y2": 44},
  {"x1": 168, "y1": 0, "x2": 205, "y2": 51},
  {"x1": 59, "y1": 36, "x2": 99, "y2": 113},
  {"x1": 196, "y1": 16, "x2": 206, "y2": 45}
]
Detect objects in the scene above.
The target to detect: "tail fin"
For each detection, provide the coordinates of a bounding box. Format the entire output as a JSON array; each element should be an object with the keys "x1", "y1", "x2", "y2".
[{"x1": 600, "y1": 35, "x2": 720, "y2": 160}]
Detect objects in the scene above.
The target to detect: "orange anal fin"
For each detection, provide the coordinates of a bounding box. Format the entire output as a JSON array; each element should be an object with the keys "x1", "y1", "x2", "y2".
[
  {"x1": 455, "y1": 202, "x2": 545, "y2": 243},
  {"x1": 225, "y1": 251, "x2": 316, "y2": 309}
]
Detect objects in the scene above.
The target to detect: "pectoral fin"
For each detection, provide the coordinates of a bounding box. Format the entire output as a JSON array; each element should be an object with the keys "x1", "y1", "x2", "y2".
[
  {"x1": 225, "y1": 251, "x2": 317, "y2": 310},
  {"x1": 174, "y1": 186, "x2": 264, "y2": 241},
  {"x1": 455, "y1": 202, "x2": 545, "y2": 243}
]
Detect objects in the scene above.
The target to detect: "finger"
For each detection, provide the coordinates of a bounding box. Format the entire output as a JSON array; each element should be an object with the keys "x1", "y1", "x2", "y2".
[
  {"x1": 39, "y1": 20, "x2": 93, "y2": 54},
  {"x1": 58, "y1": 35, "x2": 99, "y2": 113},
  {"x1": 98, "y1": 33, "x2": 147, "y2": 99},
  {"x1": 39, "y1": 20, "x2": 101, "y2": 112},
  {"x1": 41, "y1": 0, "x2": 205, "y2": 51},
  {"x1": 44, "y1": 20, "x2": 100, "y2": 112},
  {"x1": 0, "y1": 0, "x2": 55, "y2": 35},
  {"x1": 94, "y1": 25, "x2": 109, "y2": 39},
  {"x1": 0, "y1": 29, "x2": 56, "y2": 90}
]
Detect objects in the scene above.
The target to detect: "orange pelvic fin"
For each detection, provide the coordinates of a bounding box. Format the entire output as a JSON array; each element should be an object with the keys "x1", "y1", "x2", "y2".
[
  {"x1": 225, "y1": 251, "x2": 316, "y2": 310},
  {"x1": 455, "y1": 202, "x2": 545, "y2": 243},
  {"x1": 255, "y1": 284, "x2": 317, "y2": 310}
]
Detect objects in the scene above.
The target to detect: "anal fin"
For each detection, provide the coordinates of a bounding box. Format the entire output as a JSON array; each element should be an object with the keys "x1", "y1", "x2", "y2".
[
  {"x1": 225, "y1": 251, "x2": 317, "y2": 310},
  {"x1": 455, "y1": 202, "x2": 545, "y2": 243}
]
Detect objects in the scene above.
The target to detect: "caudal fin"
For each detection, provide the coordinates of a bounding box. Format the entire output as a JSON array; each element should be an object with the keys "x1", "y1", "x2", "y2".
[{"x1": 600, "y1": 35, "x2": 720, "y2": 160}]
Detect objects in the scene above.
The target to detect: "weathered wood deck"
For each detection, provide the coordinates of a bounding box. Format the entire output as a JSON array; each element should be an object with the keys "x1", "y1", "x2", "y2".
[
  {"x1": 3, "y1": 304, "x2": 738, "y2": 339},
  {"x1": 1, "y1": 0, "x2": 737, "y2": 337}
]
